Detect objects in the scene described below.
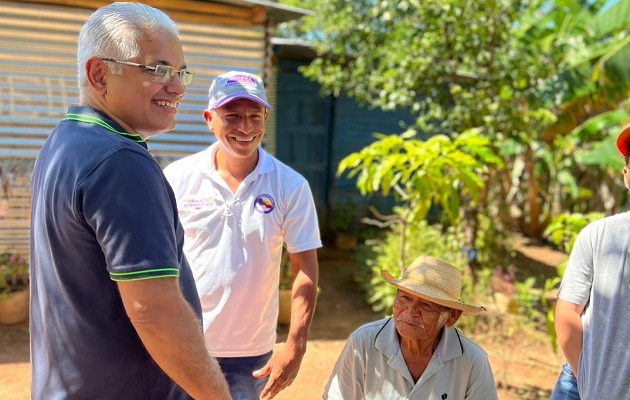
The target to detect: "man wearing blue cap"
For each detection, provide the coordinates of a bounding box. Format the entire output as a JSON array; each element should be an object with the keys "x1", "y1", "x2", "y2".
[{"x1": 164, "y1": 71, "x2": 321, "y2": 400}]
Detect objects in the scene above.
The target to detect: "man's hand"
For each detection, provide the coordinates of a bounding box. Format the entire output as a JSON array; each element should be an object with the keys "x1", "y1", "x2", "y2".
[{"x1": 254, "y1": 344, "x2": 305, "y2": 399}]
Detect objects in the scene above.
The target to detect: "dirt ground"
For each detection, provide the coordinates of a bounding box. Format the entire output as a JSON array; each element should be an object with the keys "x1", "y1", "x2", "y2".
[{"x1": 0, "y1": 238, "x2": 566, "y2": 400}]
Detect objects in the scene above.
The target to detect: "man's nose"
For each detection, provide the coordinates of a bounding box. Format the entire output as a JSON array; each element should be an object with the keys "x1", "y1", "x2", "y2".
[
  {"x1": 405, "y1": 303, "x2": 422, "y2": 317},
  {"x1": 239, "y1": 117, "x2": 254, "y2": 133},
  {"x1": 165, "y1": 73, "x2": 186, "y2": 96}
]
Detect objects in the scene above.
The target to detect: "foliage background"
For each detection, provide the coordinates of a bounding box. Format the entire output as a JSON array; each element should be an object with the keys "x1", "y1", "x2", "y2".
[{"x1": 277, "y1": 0, "x2": 630, "y2": 330}]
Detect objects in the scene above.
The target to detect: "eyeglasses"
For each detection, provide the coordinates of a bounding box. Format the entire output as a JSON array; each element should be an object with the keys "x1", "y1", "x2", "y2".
[{"x1": 100, "y1": 58, "x2": 194, "y2": 86}]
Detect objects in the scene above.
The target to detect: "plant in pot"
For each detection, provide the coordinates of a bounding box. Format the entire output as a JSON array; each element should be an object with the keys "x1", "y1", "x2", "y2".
[
  {"x1": 278, "y1": 248, "x2": 293, "y2": 325},
  {"x1": 0, "y1": 251, "x2": 30, "y2": 324},
  {"x1": 330, "y1": 202, "x2": 361, "y2": 251}
]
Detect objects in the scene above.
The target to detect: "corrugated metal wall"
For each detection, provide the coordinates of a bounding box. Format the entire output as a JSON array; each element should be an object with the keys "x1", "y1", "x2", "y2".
[
  {"x1": 0, "y1": 161, "x2": 33, "y2": 255},
  {"x1": 0, "y1": 2, "x2": 84, "y2": 158},
  {"x1": 0, "y1": 1, "x2": 270, "y2": 255},
  {"x1": 0, "y1": 1, "x2": 268, "y2": 160},
  {"x1": 262, "y1": 20, "x2": 277, "y2": 157}
]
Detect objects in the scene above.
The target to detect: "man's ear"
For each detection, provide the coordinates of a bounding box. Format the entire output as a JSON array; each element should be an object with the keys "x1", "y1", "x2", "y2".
[
  {"x1": 85, "y1": 58, "x2": 108, "y2": 95},
  {"x1": 203, "y1": 109, "x2": 212, "y2": 123},
  {"x1": 203, "y1": 109, "x2": 216, "y2": 135},
  {"x1": 445, "y1": 309, "x2": 463, "y2": 327}
]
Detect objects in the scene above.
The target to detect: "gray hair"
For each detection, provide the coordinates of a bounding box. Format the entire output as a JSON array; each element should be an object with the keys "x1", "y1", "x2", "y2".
[{"x1": 77, "y1": 2, "x2": 179, "y2": 100}]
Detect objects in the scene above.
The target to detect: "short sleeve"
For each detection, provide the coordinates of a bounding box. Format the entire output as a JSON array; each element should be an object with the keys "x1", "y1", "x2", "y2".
[
  {"x1": 465, "y1": 348, "x2": 499, "y2": 399},
  {"x1": 282, "y1": 179, "x2": 322, "y2": 254},
  {"x1": 79, "y1": 149, "x2": 180, "y2": 281},
  {"x1": 558, "y1": 224, "x2": 595, "y2": 305},
  {"x1": 323, "y1": 335, "x2": 366, "y2": 400}
]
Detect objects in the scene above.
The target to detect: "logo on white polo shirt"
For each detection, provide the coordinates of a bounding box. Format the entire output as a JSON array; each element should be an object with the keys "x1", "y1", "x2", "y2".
[
  {"x1": 181, "y1": 197, "x2": 216, "y2": 210},
  {"x1": 254, "y1": 194, "x2": 275, "y2": 214}
]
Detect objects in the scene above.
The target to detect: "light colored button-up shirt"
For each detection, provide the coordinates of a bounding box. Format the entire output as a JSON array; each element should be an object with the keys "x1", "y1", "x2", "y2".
[{"x1": 324, "y1": 318, "x2": 498, "y2": 399}]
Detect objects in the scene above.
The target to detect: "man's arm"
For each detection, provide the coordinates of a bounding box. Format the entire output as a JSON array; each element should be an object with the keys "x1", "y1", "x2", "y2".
[
  {"x1": 118, "y1": 278, "x2": 231, "y2": 400},
  {"x1": 555, "y1": 298, "x2": 585, "y2": 379},
  {"x1": 255, "y1": 249, "x2": 319, "y2": 400}
]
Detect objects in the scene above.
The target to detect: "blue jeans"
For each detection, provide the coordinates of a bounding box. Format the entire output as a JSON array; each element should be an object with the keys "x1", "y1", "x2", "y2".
[
  {"x1": 549, "y1": 363, "x2": 580, "y2": 400},
  {"x1": 217, "y1": 351, "x2": 273, "y2": 400}
]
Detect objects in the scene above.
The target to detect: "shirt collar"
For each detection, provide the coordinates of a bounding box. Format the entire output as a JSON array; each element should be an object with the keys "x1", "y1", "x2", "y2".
[
  {"x1": 64, "y1": 105, "x2": 147, "y2": 149},
  {"x1": 374, "y1": 318, "x2": 465, "y2": 386},
  {"x1": 206, "y1": 142, "x2": 274, "y2": 177},
  {"x1": 375, "y1": 318, "x2": 464, "y2": 363}
]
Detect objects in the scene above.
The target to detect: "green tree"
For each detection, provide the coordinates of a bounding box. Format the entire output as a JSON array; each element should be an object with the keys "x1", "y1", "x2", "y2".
[
  {"x1": 280, "y1": 0, "x2": 630, "y2": 238},
  {"x1": 339, "y1": 129, "x2": 502, "y2": 223},
  {"x1": 338, "y1": 128, "x2": 503, "y2": 278}
]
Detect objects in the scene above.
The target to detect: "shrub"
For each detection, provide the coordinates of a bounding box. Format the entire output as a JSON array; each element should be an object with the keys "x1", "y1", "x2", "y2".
[
  {"x1": 356, "y1": 219, "x2": 469, "y2": 315},
  {"x1": 0, "y1": 251, "x2": 29, "y2": 296}
]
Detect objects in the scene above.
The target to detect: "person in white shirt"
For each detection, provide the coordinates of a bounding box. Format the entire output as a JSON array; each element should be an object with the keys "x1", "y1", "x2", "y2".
[
  {"x1": 324, "y1": 256, "x2": 498, "y2": 400},
  {"x1": 164, "y1": 71, "x2": 321, "y2": 400}
]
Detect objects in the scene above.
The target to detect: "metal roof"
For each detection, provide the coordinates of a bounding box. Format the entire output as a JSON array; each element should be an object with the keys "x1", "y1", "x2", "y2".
[
  {"x1": 211, "y1": 0, "x2": 312, "y2": 23},
  {"x1": 271, "y1": 37, "x2": 316, "y2": 61}
]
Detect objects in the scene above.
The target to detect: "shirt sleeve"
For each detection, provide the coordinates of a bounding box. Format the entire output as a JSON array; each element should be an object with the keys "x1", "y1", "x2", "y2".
[
  {"x1": 79, "y1": 148, "x2": 181, "y2": 281},
  {"x1": 323, "y1": 335, "x2": 366, "y2": 400},
  {"x1": 557, "y1": 223, "x2": 595, "y2": 306},
  {"x1": 465, "y1": 349, "x2": 499, "y2": 400},
  {"x1": 282, "y1": 179, "x2": 322, "y2": 254}
]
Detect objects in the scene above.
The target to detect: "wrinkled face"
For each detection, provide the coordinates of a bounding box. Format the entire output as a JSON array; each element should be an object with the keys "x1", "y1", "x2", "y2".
[
  {"x1": 393, "y1": 289, "x2": 453, "y2": 342},
  {"x1": 103, "y1": 30, "x2": 186, "y2": 138},
  {"x1": 205, "y1": 98, "x2": 267, "y2": 161}
]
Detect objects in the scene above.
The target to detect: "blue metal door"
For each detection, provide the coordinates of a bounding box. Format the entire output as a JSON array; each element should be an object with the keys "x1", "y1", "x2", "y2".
[{"x1": 275, "y1": 70, "x2": 333, "y2": 213}]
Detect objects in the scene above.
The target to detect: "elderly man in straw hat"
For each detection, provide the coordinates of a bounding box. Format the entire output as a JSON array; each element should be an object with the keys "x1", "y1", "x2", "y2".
[{"x1": 323, "y1": 256, "x2": 498, "y2": 399}]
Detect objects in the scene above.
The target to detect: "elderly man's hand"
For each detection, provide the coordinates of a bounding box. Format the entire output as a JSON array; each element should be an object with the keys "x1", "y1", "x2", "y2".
[{"x1": 253, "y1": 344, "x2": 305, "y2": 400}]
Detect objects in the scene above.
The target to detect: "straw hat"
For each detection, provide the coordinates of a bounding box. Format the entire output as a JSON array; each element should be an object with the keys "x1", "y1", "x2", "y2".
[{"x1": 381, "y1": 256, "x2": 485, "y2": 316}]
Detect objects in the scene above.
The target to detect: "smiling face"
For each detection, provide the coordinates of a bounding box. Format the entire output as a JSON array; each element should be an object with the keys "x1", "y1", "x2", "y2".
[
  {"x1": 393, "y1": 289, "x2": 461, "y2": 343},
  {"x1": 101, "y1": 29, "x2": 186, "y2": 138},
  {"x1": 205, "y1": 98, "x2": 268, "y2": 164}
]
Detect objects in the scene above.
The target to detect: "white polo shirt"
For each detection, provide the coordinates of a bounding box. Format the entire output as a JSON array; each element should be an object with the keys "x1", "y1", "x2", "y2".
[
  {"x1": 324, "y1": 318, "x2": 498, "y2": 399},
  {"x1": 164, "y1": 143, "x2": 321, "y2": 357}
]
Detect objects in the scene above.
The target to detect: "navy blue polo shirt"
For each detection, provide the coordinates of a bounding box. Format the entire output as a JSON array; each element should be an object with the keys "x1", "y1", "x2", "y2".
[{"x1": 30, "y1": 105, "x2": 201, "y2": 399}]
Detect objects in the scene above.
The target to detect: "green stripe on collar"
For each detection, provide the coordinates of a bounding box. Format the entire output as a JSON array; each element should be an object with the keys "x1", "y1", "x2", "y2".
[{"x1": 64, "y1": 112, "x2": 147, "y2": 149}]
